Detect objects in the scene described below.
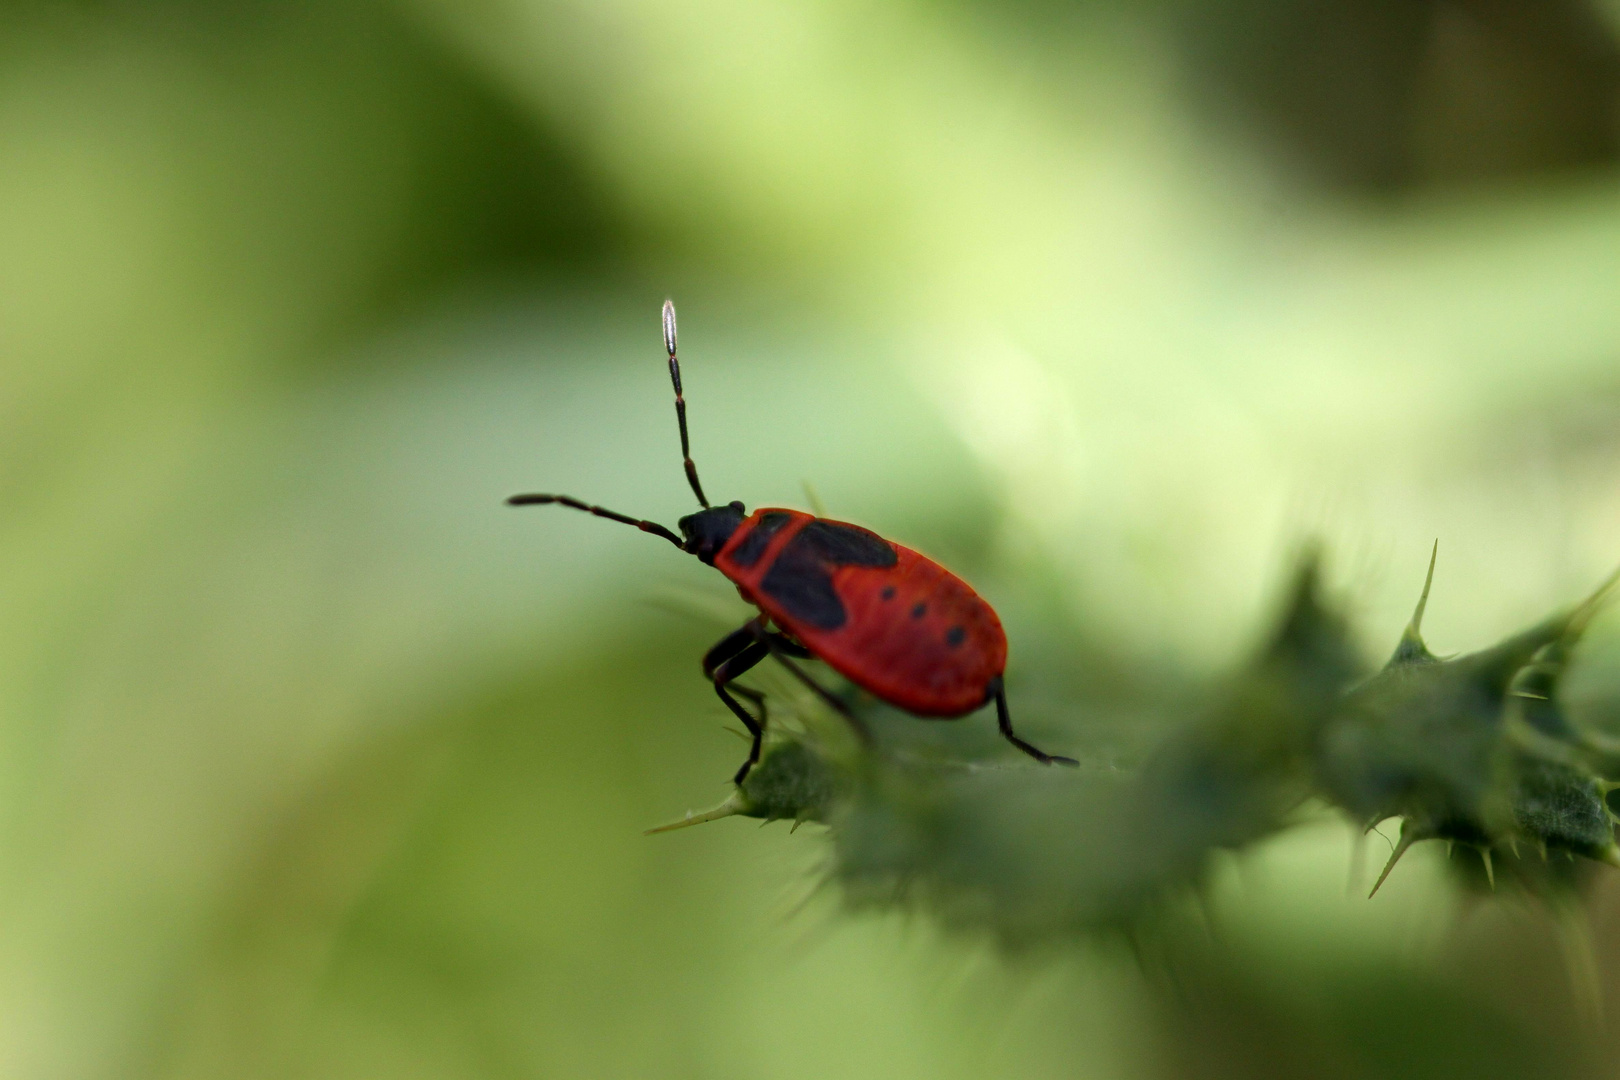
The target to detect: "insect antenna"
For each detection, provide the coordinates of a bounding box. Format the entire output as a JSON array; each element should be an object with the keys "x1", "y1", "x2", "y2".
[
  {"x1": 664, "y1": 299, "x2": 710, "y2": 508},
  {"x1": 505, "y1": 493, "x2": 684, "y2": 549}
]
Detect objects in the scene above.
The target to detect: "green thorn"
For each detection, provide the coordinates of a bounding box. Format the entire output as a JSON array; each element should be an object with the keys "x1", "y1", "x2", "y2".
[
  {"x1": 802, "y1": 479, "x2": 829, "y2": 518},
  {"x1": 645, "y1": 790, "x2": 748, "y2": 834},
  {"x1": 1412, "y1": 540, "x2": 1438, "y2": 632},
  {"x1": 1480, "y1": 846, "x2": 1495, "y2": 890},
  {"x1": 1567, "y1": 562, "x2": 1620, "y2": 639},
  {"x1": 1370, "y1": 826, "x2": 1419, "y2": 898},
  {"x1": 1390, "y1": 542, "x2": 1439, "y2": 664}
]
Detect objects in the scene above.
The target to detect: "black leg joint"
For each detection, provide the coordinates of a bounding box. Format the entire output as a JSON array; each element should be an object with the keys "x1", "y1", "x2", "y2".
[{"x1": 706, "y1": 620, "x2": 773, "y2": 784}]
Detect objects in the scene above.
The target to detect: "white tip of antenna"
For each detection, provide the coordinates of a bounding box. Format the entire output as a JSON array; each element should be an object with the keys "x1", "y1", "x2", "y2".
[{"x1": 662, "y1": 299, "x2": 678, "y2": 357}]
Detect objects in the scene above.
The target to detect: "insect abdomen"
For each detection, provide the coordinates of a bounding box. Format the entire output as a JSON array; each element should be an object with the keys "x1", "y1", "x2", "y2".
[{"x1": 820, "y1": 550, "x2": 1006, "y2": 715}]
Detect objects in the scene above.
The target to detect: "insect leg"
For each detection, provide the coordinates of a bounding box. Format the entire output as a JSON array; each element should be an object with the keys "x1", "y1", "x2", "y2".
[
  {"x1": 988, "y1": 677, "x2": 1078, "y2": 766},
  {"x1": 702, "y1": 625, "x2": 769, "y2": 714},
  {"x1": 726, "y1": 682, "x2": 768, "y2": 723},
  {"x1": 701, "y1": 623, "x2": 761, "y2": 679},
  {"x1": 757, "y1": 631, "x2": 873, "y2": 746},
  {"x1": 762, "y1": 632, "x2": 813, "y2": 659},
  {"x1": 704, "y1": 623, "x2": 773, "y2": 784}
]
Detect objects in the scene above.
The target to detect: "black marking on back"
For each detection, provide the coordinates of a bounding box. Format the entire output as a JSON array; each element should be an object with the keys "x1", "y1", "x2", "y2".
[
  {"x1": 945, "y1": 626, "x2": 966, "y2": 648},
  {"x1": 758, "y1": 519, "x2": 898, "y2": 631},
  {"x1": 881, "y1": 586, "x2": 896, "y2": 600},
  {"x1": 911, "y1": 602, "x2": 927, "y2": 619},
  {"x1": 760, "y1": 545, "x2": 845, "y2": 629},
  {"x1": 795, "y1": 520, "x2": 897, "y2": 567},
  {"x1": 729, "y1": 512, "x2": 793, "y2": 568}
]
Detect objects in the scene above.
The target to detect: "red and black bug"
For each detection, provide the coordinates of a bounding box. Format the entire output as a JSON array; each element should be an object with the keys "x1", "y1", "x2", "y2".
[{"x1": 509, "y1": 301, "x2": 1077, "y2": 783}]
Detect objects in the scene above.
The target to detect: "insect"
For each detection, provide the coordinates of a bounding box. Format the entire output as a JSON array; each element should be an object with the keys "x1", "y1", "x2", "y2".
[{"x1": 509, "y1": 301, "x2": 1077, "y2": 783}]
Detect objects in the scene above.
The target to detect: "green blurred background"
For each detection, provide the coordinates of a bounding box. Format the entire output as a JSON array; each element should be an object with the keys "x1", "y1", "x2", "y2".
[{"x1": 4, "y1": 0, "x2": 1620, "y2": 1077}]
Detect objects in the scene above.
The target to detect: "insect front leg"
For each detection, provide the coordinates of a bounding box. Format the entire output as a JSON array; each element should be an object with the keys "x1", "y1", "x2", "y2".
[{"x1": 703, "y1": 622, "x2": 773, "y2": 784}]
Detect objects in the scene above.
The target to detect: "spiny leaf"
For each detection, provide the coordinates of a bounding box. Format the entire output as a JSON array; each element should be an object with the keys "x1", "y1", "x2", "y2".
[
  {"x1": 830, "y1": 551, "x2": 1359, "y2": 941},
  {"x1": 1313, "y1": 550, "x2": 1597, "y2": 859},
  {"x1": 647, "y1": 736, "x2": 852, "y2": 834},
  {"x1": 1319, "y1": 553, "x2": 1620, "y2": 894}
]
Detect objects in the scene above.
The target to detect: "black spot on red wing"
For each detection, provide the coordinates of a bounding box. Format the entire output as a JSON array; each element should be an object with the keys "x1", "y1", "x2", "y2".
[
  {"x1": 911, "y1": 603, "x2": 927, "y2": 619},
  {"x1": 795, "y1": 520, "x2": 897, "y2": 567},
  {"x1": 945, "y1": 626, "x2": 966, "y2": 648},
  {"x1": 760, "y1": 545, "x2": 845, "y2": 630},
  {"x1": 729, "y1": 511, "x2": 793, "y2": 568},
  {"x1": 881, "y1": 586, "x2": 896, "y2": 600}
]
